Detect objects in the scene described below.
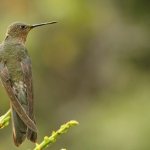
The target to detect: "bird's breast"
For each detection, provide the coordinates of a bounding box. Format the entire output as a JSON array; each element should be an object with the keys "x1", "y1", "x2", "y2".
[
  {"x1": 1, "y1": 43, "x2": 27, "y2": 82},
  {"x1": 6, "y1": 57, "x2": 23, "y2": 82}
]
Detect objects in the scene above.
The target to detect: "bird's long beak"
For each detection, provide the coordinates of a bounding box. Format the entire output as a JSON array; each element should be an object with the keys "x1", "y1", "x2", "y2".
[{"x1": 31, "y1": 21, "x2": 57, "y2": 29}]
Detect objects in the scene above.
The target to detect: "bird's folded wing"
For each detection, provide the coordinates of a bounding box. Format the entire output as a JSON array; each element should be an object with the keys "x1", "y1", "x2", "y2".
[
  {"x1": 20, "y1": 57, "x2": 34, "y2": 120},
  {"x1": 0, "y1": 63, "x2": 37, "y2": 132}
]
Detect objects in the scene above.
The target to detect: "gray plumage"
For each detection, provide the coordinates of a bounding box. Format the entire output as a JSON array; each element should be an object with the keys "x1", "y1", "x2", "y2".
[{"x1": 0, "y1": 21, "x2": 56, "y2": 146}]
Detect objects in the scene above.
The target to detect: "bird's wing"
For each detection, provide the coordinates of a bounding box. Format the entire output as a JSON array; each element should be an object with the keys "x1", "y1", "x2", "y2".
[
  {"x1": 0, "y1": 62, "x2": 37, "y2": 132},
  {"x1": 20, "y1": 56, "x2": 37, "y2": 141},
  {"x1": 20, "y1": 56, "x2": 34, "y2": 120}
]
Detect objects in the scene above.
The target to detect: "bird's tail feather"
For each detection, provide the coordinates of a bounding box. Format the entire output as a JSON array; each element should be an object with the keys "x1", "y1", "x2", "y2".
[
  {"x1": 27, "y1": 118, "x2": 37, "y2": 143},
  {"x1": 27, "y1": 115, "x2": 37, "y2": 143},
  {"x1": 11, "y1": 83, "x2": 37, "y2": 146},
  {"x1": 11, "y1": 107, "x2": 37, "y2": 146},
  {"x1": 12, "y1": 107, "x2": 27, "y2": 146}
]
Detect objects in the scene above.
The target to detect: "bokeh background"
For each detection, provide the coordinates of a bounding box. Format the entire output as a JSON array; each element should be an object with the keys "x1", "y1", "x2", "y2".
[{"x1": 0, "y1": 0, "x2": 150, "y2": 149}]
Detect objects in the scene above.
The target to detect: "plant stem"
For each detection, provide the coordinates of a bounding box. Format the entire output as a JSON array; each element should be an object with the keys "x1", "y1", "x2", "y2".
[
  {"x1": 0, "y1": 109, "x2": 11, "y2": 129},
  {"x1": 33, "y1": 120, "x2": 79, "y2": 150}
]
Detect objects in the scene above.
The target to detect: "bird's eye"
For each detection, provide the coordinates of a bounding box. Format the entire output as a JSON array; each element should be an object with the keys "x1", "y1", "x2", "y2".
[{"x1": 20, "y1": 25, "x2": 26, "y2": 29}]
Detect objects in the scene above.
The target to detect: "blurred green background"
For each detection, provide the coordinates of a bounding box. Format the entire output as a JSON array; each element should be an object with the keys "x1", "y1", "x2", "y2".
[{"x1": 0, "y1": 0, "x2": 150, "y2": 149}]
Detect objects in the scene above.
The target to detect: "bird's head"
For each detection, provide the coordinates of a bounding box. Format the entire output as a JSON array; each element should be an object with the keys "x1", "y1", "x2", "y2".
[{"x1": 5, "y1": 21, "x2": 57, "y2": 44}]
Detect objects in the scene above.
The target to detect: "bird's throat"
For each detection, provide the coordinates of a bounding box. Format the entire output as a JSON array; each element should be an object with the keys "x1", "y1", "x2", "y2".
[{"x1": 5, "y1": 34, "x2": 26, "y2": 45}]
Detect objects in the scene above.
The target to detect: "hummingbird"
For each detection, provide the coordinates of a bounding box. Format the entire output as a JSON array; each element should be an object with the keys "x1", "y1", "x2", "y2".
[{"x1": 0, "y1": 21, "x2": 57, "y2": 146}]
